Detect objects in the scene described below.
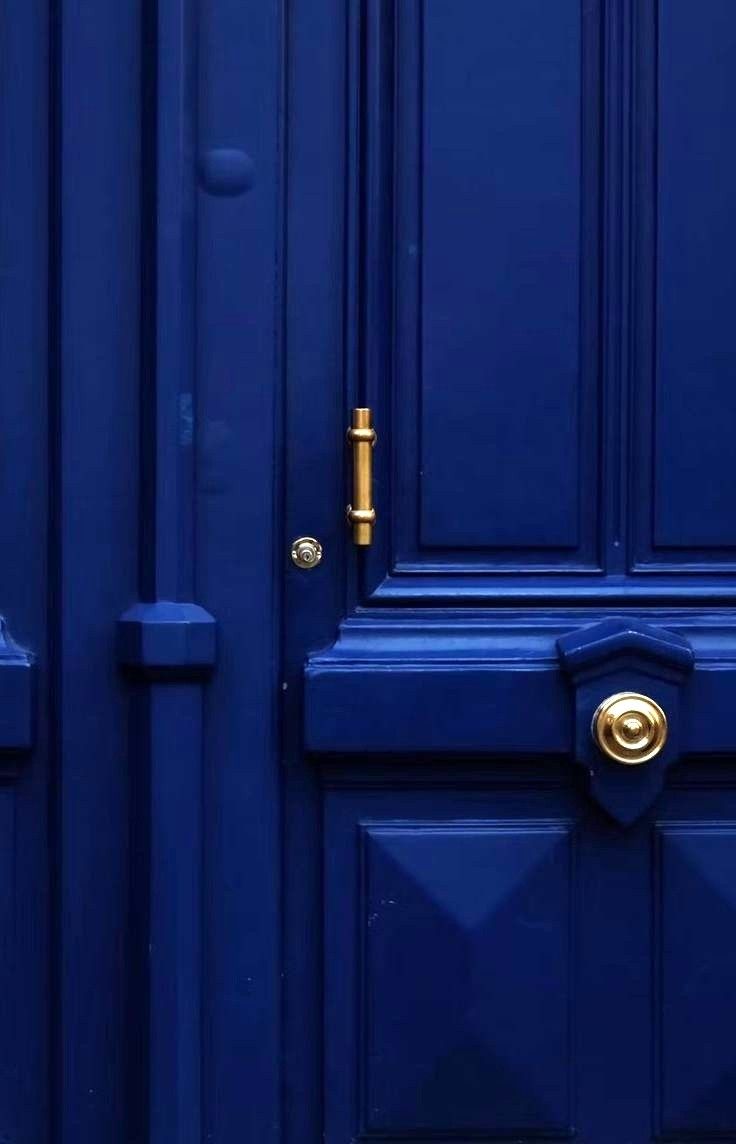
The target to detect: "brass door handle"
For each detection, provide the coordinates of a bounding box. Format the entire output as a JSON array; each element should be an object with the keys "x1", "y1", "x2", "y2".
[
  {"x1": 346, "y1": 408, "x2": 376, "y2": 546},
  {"x1": 592, "y1": 692, "x2": 668, "y2": 765}
]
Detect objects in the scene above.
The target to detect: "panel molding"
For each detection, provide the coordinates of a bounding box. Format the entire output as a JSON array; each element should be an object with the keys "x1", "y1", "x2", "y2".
[
  {"x1": 352, "y1": 0, "x2": 604, "y2": 601},
  {"x1": 358, "y1": 821, "x2": 575, "y2": 1139},
  {"x1": 632, "y1": 0, "x2": 736, "y2": 567},
  {"x1": 654, "y1": 822, "x2": 736, "y2": 1137},
  {"x1": 324, "y1": 802, "x2": 577, "y2": 1144},
  {"x1": 341, "y1": 0, "x2": 736, "y2": 605},
  {"x1": 305, "y1": 611, "x2": 736, "y2": 757}
]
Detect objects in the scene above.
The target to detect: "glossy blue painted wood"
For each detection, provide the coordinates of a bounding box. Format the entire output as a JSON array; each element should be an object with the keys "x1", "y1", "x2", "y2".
[
  {"x1": 558, "y1": 619, "x2": 693, "y2": 823},
  {"x1": 0, "y1": 620, "x2": 36, "y2": 757},
  {"x1": 281, "y1": 8, "x2": 347, "y2": 1144},
  {"x1": 0, "y1": 0, "x2": 281, "y2": 1138},
  {"x1": 360, "y1": 823, "x2": 573, "y2": 1134},
  {"x1": 655, "y1": 821, "x2": 736, "y2": 1134},
  {"x1": 196, "y1": 0, "x2": 282, "y2": 1138},
  {"x1": 294, "y1": 4, "x2": 736, "y2": 1140},
  {"x1": 56, "y1": 0, "x2": 141, "y2": 1138},
  {"x1": 8, "y1": 1, "x2": 736, "y2": 1141},
  {"x1": 654, "y1": 0, "x2": 736, "y2": 552},
  {"x1": 341, "y1": 0, "x2": 736, "y2": 602},
  {"x1": 304, "y1": 613, "x2": 736, "y2": 760},
  {"x1": 113, "y1": 3, "x2": 216, "y2": 1141},
  {"x1": 0, "y1": 2, "x2": 50, "y2": 1140},
  {"x1": 420, "y1": 0, "x2": 590, "y2": 555}
]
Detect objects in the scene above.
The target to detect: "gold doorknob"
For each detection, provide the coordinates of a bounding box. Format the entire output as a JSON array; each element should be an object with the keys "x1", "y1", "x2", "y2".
[{"x1": 592, "y1": 692, "x2": 668, "y2": 765}]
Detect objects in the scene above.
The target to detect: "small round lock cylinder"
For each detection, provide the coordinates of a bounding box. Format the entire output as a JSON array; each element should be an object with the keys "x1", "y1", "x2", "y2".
[{"x1": 290, "y1": 536, "x2": 323, "y2": 570}]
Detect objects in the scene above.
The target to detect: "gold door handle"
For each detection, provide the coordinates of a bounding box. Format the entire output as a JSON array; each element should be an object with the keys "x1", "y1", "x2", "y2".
[
  {"x1": 592, "y1": 692, "x2": 668, "y2": 765},
  {"x1": 346, "y1": 408, "x2": 376, "y2": 546}
]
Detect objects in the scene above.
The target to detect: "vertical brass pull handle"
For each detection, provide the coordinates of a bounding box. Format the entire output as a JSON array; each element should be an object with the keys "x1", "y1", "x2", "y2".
[{"x1": 346, "y1": 408, "x2": 376, "y2": 546}]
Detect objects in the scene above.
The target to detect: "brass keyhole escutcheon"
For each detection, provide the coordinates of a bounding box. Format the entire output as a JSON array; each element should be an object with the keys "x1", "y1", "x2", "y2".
[
  {"x1": 290, "y1": 536, "x2": 323, "y2": 570},
  {"x1": 592, "y1": 692, "x2": 668, "y2": 765}
]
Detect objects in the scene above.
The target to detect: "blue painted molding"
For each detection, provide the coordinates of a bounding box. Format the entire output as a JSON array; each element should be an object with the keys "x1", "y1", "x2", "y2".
[
  {"x1": 557, "y1": 618, "x2": 694, "y2": 824},
  {"x1": 557, "y1": 617, "x2": 694, "y2": 681},
  {"x1": 304, "y1": 613, "x2": 733, "y2": 758},
  {"x1": 0, "y1": 616, "x2": 35, "y2": 756},
  {"x1": 115, "y1": 1, "x2": 214, "y2": 1140},
  {"x1": 198, "y1": 147, "x2": 255, "y2": 196},
  {"x1": 118, "y1": 601, "x2": 216, "y2": 675}
]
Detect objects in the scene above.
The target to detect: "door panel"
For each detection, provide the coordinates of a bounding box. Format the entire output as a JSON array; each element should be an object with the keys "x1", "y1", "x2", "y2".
[
  {"x1": 418, "y1": 0, "x2": 596, "y2": 559},
  {"x1": 326, "y1": 805, "x2": 575, "y2": 1140},
  {"x1": 631, "y1": 0, "x2": 736, "y2": 569},
  {"x1": 651, "y1": 0, "x2": 736, "y2": 557},
  {"x1": 365, "y1": 0, "x2": 602, "y2": 589},
  {"x1": 351, "y1": 0, "x2": 736, "y2": 602},
  {"x1": 320, "y1": 777, "x2": 736, "y2": 1144},
  {"x1": 655, "y1": 821, "x2": 736, "y2": 1136},
  {"x1": 284, "y1": 2, "x2": 736, "y2": 1143}
]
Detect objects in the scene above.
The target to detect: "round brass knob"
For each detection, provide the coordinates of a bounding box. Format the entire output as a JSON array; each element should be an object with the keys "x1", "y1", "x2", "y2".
[{"x1": 592, "y1": 692, "x2": 667, "y2": 765}]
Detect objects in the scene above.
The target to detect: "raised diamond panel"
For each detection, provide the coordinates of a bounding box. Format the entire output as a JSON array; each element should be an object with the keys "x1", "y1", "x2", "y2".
[
  {"x1": 361, "y1": 823, "x2": 575, "y2": 1137},
  {"x1": 656, "y1": 824, "x2": 736, "y2": 1136}
]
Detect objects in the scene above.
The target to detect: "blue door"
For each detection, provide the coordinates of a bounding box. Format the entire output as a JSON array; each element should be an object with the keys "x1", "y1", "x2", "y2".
[
  {"x1": 289, "y1": 3, "x2": 736, "y2": 1142},
  {"x1": 3, "y1": 2, "x2": 736, "y2": 1142}
]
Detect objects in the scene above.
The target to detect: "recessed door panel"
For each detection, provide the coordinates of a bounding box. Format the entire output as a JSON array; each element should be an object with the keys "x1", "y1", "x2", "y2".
[
  {"x1": 324, "y1": 789, "x2": 578, "y2": 1144},
  {"x1": 419, "y1": 0, "x2": 593, "y2": 556},
  {"x1": 631, "y1": 0, "x2": 736, "y2": 568},
  {"x1": 355, "y1": 0, "x2": 736, "y2": 600},
  {"x1": 319, "y1": 782, "x2": 736, "y2": 1144},
  {"x1": 361, "y1": 0, "x2": 602, "y2": 588},
  {"x1": 656, "y1": 822, "x2": 736, "y2": 1136},
  {"x1": 653, "y1": 1, "x2": 736, "y2": 555},
  {"x1": 362, "y1": 823, "x2": 573, "y2": 1136}
]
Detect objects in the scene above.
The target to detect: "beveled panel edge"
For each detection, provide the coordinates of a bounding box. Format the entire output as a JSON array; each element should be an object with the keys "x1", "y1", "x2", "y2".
[{"x1": 304, "y1": 612, "x2": 736, "y2": 757}]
